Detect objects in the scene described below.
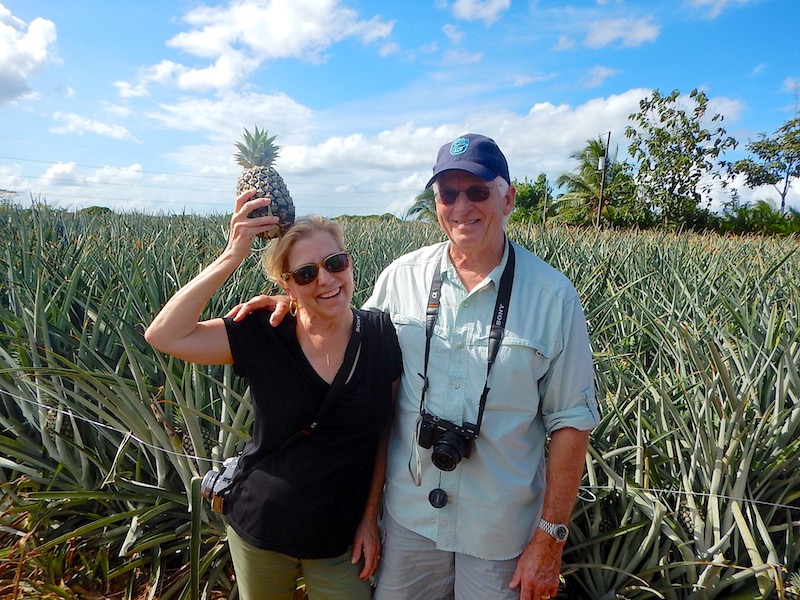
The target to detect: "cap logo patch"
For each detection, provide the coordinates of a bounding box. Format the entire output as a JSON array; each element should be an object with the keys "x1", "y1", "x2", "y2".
[{"x1": 450, "y1": 137, "x2": 470, "y2": 156}]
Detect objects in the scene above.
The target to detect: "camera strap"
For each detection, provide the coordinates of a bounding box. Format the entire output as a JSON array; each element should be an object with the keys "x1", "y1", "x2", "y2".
[
  {"x1": 218, "y1": 309, "x2": 363, "y2": 496},
  {"x1": 416, "y1": 239, "x2": 515, "y2": 434}
]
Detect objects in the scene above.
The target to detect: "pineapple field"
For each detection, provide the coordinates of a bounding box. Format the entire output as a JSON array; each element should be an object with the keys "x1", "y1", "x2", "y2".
[{"x1": 1, "y1": 202, "x2": 799, "y2": 599}]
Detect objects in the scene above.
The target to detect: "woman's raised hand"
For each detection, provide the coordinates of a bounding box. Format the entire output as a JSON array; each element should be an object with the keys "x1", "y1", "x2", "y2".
[{"x1": 226, "y1": 190, "x2": 280, "y2": 257}]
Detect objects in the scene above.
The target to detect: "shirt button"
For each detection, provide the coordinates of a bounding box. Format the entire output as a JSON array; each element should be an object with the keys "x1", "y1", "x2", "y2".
[
  {"x1": 454, "y1": 382, "x2": 460, "y2": 389},
  {"x1": 457, "y1": 342, "x2": 465, "y2": 349}
]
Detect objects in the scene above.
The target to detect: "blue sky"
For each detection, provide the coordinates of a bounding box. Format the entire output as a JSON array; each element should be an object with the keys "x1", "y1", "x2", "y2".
[{"x1": 2, "y1": 0, "x2": 799, "y2": 217}]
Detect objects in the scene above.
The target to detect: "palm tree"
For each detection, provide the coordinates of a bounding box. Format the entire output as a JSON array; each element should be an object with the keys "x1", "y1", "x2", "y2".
[
  {"x1": 407, "y1": 188, "x2": 437, "y2": 222},
  {"x1": 554, "y1": 136, "x2": 643, "y2": 227},
  {"x1": 554, "y1": 138, "x2": 609, "y2": 225}
]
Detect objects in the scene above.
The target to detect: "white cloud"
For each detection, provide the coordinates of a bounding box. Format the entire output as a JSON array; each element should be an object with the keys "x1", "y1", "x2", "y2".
[
  {"x1": 40, "y1": 162, "x2": 79, "y2": 186},
  {"x1": 0, "y1": 163, "x2": 26, "y2": 191},
  {"x1": 555, "y1": 35, "x2": 576, "y2": 51},
  {"x1": 448, "y1": 0, "x2": 511, "y2": 24},
  {"x1": 442, "y1": 24, "x2": 463, "y2": 44},
  {"x1": 102, "y1": 102, "x2": 132, "y2": 118},
  {"x1": 117, "y1": 0, "x2": 395, "y2": 94},
  {"x1": 584, "y1": 17, "x2": 660, "y2": 48},
  {"x1": 146, "y1": 91, "x2": 314, "y2": 141},
  {"x1": 582, "y1": 66, "x2": 618, "y2": 89},
  {"x1": 783, "y1": 78, "x2": 799, "y2": 94},
  {"x1": 707, "y1": 96, "x2": 744, "y2": 123},
  {"x1": 441, "y1": 49, "x2": 483, "y2": 66},
  {"x1": 85, "y1": 164, "x2": 144, "y2": 184},
  {"x1": 50, "y1": 112, "x2": 139, "y2": 141},
  {"x1": 0, "y1": 5, "x2": 58, "y2": 105},
  {"x1": 379, "y1": 42, "x2": 400, "y2": 57},
  {"x1": 114, "y1": 80, "x2": 149, "y2": 99},
  {"x1": 273, "y1": 90, "x2": 654, "y2": 216},
  {"x1": 685, "y1": 0, "x2": 755, "y2": 19}
]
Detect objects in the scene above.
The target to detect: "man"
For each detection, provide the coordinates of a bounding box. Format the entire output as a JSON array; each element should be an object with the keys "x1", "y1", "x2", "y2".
[
  {"x1": 230, "y1": 134, "x2": 601, "y2": 600},
  {"x1": 364, "y1": 134, "x2": 599, "y2": 600}
]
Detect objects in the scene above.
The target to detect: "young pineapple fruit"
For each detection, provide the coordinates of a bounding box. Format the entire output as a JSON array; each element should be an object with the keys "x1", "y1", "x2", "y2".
[
  {"x1": 172, "y1": 410, "x2": 216, "y2": 464},
  {"x1": 45, "y1": 403, "x2": 74, "y2": 442},
  {"x1": 234, "y1": 126, "x2": 295, "y2": 238},
  {"x1": 599, "y1": 489, "x2": 619, "y2": 534}
]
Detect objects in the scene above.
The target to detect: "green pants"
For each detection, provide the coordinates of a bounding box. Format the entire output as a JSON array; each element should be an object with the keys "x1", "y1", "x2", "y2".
[{"x1": 226, "y1": 525, "x2": 372, "y2": 600}]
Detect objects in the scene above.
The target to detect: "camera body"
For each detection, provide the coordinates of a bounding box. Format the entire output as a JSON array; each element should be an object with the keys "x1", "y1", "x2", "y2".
[
  {"x1": 200, "y1": 456, "x2": 240, "y2": 513},
  {"x1": 418, "y1": 412, "x2": 477, "y2": 471}
]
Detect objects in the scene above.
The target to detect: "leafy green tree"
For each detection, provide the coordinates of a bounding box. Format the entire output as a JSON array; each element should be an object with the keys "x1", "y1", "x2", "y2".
[
  {"x1": 731, "y1": 117, "x2": 800, "y2": 215},
  {"x1": 625, "y1": 88, "x2": 738, "y2": 227},
  {"x1": 719, "y1": 193, "x2": 800, "y2": 236},
  {"x1": 510, "y1": 173, "x2": 551, "y2": 223},
  {"x1": 604, "y1": 163, "x2": 653, "y2": 229},
  {"x1": 407, "y1": 187, "x2": 436, "y2": 223}
]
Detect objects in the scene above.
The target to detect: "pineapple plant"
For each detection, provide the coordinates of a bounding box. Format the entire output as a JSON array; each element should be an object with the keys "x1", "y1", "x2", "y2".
[
  {"x1": 234, "y1": 126, "x2": 295, "y2": 238},
  {"x1": 785, "y1": 572, "x2": 800, "y2": 600}
]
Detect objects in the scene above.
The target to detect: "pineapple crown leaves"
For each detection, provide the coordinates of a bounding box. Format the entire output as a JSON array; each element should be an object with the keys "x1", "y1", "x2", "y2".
[{"x1": 234, "y1": 125, "x2": 281, "y2": 168}]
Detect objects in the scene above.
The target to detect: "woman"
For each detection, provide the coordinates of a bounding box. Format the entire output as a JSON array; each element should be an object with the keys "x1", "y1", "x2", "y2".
[{"x1": 145, "y1": 191, "x2": 401, "y2": 600}]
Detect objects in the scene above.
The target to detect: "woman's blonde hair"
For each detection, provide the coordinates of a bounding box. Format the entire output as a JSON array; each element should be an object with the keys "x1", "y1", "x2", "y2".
[{"x1": 261, "y1": 215, "x2": 347, "y2": 287}]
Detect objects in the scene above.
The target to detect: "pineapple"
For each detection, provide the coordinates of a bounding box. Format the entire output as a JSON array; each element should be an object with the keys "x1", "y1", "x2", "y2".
[
  {"x1": 234, "y1": 126, "x2": 295, "y2": 239},
  {"x1": 172, "y1": 410, "x2": 216, "y2": 464},
  {"x1": 677, "y1": 495, "x2": 705, "y2": 536},
  {"x1": 599, "y1": 489, "x2": 619, "y2": 534},
  {"x1": 677, "y1": 496, "x2": 694, "y2": 535},
  {"x1": 45, "y1": 403, "x2": 74, "y2": 442}
]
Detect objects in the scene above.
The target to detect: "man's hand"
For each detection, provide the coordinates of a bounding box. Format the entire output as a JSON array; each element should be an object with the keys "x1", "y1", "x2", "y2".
[
  {"x1": 510, "y1": 427, "x2": 589, "y2": 599},
  {"x1": 224, "y1": 294, "x2": 290, "y2": 326},
  {"x1": 508, "y1": 529, "x2": 562, "y2": 599}
]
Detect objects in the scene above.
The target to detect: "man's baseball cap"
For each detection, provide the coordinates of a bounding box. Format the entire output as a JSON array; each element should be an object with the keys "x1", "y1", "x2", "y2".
[{"x1": 425, "y1": 133, "x2": 510, "y2": 189}]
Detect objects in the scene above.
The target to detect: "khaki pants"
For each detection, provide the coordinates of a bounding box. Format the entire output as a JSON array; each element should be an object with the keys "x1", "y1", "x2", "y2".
[
  {"x1": 373, "y1": 512, "x2": 520, "y2": 600},
  {"x1": 226, "y1": 525, "x2": 372, "y2": 600}
]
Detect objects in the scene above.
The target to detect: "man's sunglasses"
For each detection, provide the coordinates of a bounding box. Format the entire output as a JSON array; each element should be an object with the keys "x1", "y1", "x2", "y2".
[
  {"x1": 282, "y1": 251, "x2": 350, "y2": 286},
  {"x1": 435, "y1": 185, "x2": 492, "y2": 206}
]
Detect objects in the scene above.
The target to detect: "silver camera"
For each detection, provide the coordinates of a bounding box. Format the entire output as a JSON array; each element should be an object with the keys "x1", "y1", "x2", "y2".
[{"x1": 200, "y1": 456, "x2": 240, "y2": 513}]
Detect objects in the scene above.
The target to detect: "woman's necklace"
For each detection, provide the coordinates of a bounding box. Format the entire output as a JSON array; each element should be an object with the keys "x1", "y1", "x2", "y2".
[{"x1": 296, "y1": 313, "x2": 350, "y2": 375}]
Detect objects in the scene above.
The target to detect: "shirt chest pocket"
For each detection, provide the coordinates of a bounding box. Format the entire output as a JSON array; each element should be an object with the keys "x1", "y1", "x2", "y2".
[
  {"x1": 393, "y1": 313, "x2": 426, "y2": 348},
  {"x1": 469, "y1": 334, "x2": 555, "y2": 414}
]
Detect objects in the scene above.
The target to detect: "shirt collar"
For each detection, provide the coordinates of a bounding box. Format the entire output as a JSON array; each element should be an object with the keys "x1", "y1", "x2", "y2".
[{"x1": 441, "y1": 237, "x2": 511, "y2": 291}]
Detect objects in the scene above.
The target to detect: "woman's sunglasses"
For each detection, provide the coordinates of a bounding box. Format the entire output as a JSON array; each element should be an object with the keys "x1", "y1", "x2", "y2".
[
  {"x1": 435, "y1": 185, "x2": 492, "y2": 206},
  {"x1": 282, "y1": 251, "x2": 350, "y2": 286}
]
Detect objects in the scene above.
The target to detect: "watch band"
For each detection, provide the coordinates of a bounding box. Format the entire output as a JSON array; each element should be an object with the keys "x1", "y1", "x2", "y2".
[{"x1": 539, "y1": 518, "x2": 569, "y2": 542}]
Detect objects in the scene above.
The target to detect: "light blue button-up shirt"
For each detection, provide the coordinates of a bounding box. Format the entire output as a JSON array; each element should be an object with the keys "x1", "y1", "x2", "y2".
[{"x1": 363, "y1": 240, "x2": 600, "y2": 560}]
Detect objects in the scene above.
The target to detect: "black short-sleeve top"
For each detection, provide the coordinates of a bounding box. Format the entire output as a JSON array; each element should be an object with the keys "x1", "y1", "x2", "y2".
[{"x1": 222, "y1": 308, "x2": 401, "y2": 558}]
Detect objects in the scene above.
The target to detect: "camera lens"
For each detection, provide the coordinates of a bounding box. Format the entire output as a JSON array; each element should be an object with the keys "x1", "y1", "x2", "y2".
[
  {"x1": 431, "y1": 433, "x2": 468, "y2": 471},
  {"x1": 200, "y1": 469, "x2": 220, "y2": 500}
]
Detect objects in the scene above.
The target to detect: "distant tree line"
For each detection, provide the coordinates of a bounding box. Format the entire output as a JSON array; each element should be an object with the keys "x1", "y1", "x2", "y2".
[{"x1": 409, "y1": 88, "x2": 800, "y2": 236}]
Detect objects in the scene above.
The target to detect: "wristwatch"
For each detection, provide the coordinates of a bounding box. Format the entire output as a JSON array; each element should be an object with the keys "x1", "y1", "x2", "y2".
[{"x1": 539, "y1": 518, "x2": 569, "y2": 542}]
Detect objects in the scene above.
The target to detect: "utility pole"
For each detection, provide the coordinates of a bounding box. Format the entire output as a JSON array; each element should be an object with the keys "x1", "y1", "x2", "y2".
[
  {"x1": 596, "y1": 131, "x2": 611, "y2": 229},
  {"x1": 542, "y1": 175, "x2": 548, "y2": 227}
]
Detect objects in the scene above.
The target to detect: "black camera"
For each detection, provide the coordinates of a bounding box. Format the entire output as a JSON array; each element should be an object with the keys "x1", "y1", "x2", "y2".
[
  {"x1": 417, "y1": 412, "x2": 477, "y2": 471},
  {"x1": 200, "y1": 456, "x2": 240, "y2": 514}
]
